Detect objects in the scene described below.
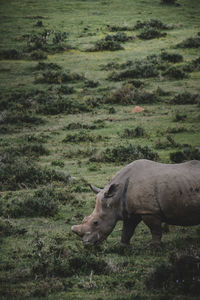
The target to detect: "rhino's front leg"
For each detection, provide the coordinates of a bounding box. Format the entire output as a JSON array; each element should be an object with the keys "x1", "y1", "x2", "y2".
[
  {"x1": 142, "y1": 215, "x2": 162, "y2": 244},
  {"x1": 120, "y1": 215, "x2": 141, "y2": 245}
]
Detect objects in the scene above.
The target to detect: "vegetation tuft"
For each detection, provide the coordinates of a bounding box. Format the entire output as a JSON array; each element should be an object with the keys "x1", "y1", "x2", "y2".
[
  {"x1": 105, "y1": 86, "x2": 159, "y2": 105},
  {"x1": 170, "y1": 92, "x2": 199, "y2": 105},
  {"x1": 90, "y1": 144, "x2": 159, "y2": 163},
  {"x1": 119, "y1": 126, "x2": 145, "y2": 138},
  {"x1": 170, "y1": 146, "x2": 200, "y2": 163}
]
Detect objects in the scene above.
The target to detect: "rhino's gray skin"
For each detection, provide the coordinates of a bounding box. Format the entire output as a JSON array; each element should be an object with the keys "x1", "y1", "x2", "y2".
[{"x1": 71, "y1": 159, "x2": 200, "y2": 245}]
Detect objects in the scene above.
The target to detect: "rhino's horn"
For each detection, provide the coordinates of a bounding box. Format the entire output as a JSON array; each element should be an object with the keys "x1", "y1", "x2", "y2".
[{"x1": 89, "y1": 184, "x2": 102, "y2": 194}]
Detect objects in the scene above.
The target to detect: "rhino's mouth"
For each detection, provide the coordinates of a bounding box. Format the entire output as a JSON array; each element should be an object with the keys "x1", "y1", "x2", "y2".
[{"x1": 82, "y1": 232, "x2": 105, "y2": 245}]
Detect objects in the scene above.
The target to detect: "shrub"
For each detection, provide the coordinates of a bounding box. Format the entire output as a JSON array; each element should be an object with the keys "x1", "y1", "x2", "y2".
[
  {"x1": 129, "y1": 79, "x2": 144, "y2": 88},
  {"x1": 173, "y1": 112, "x2": 187, "y2": 122},
  {"x1": 105, "y1": 86, "x2": 135, "y2": 105},
  {"x1": 25, "y1": 30, "x2": 69, "y2": 54},
  {"x1": 166, "y1": 126, "x2": 187, "y2": 134},
  {"x1": 176, "y1": 37, "x2": 200, "y2": 48},
  {"x1": 106, "y1": 24, "x2": 135, "y2": 32},
  {"x1": 85, "y1": 96, "x2": 103, "y2": 109},
  {"x1": 170, "y1": 147, "x2": 200, "y2": 163},
  {"x1": 2, "y1": 187, "x2": 62, "y2": 217},
  {"x1": 105, "y1": 32, "x2": 133, "y2": 43},
  {"x1": 66, "y1": 120, "x2": 105, "y2": 130},
  {"x1": 146, "y1": 251, "x2": 200, "y2": 295},
  {"x1": 35, "y1": 70, "x2": 84, "y2": 84},
  {"x1": 3, "y1": 143, "x2": 49, "y2": 159},
  {"x1": 0, "y1": 49, "x2": 22, "y2": 60},
  {"x1": 88, "y1": 39, "x2": 123, "y2": 51},
  {"x1": 0, "y1": 157, "x2": 69, "y2": 191},
  {"x1": 90, "y1": 144, "x2": 159, "y2": 163},
  {"x1": 182, "y1": 56, "x2": 200, "y2": 72},
  {"x1": 163, "y1": 66, "x2": 188, "y2": 79},
  {"x1": 30, "y1": 50, "x2": 47, "y2": 60},
  {"x1": 38, "y1": 97, "x2": 90, "y2": 115},
  {"x1": 170, "y1": 92, "x2": 199, "y2": 105},
  {"x1": 120, "y1": 126, "x2": 145, "y2": 138},
  {"x1": 155, "y1": 135, "x2": 180, "y2": 149},
  {"x1": 30, "y1": 237, "x2": 108, "y2": 279},
  {"x1": 108, "y1": 59, "x2": 159, "y2": 80},
  {"x1": 160, "y1": 51, "x2": 183, "y2": 63},
  {"x1": 138, "y1": 27, "x2": 167, "y2": 40},
  {"x1": 0, "y1": 110, "x2": 43, "y2": 125},
  {"x1": 105, "y1": 87, "x2": 159, "y2": 105},
  {"x1": 63, "y1": 130, "x2": 104, "y2": 143},
  {"x1": 51, "y1": 160, "x2": 65, "y2": 168},
  {"x1": 57, "y1": 85, "x2": 74, "y2": 94},
  {"x1": 35, "y1": 62, "x2": 62, "y2": 70},
  {"x1": 0, "y1": 217, "x2": 27, "y2": 237},
  {"x1": 84, "y1": 79, "x2": 99, "y2": 88},
  {"x1": 134, "y1": 19, "x2": 170, "y2": 30}
]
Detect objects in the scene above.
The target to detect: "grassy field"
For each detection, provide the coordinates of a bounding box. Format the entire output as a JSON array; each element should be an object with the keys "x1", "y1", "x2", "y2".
[{"x1": 0, "y1": 0, "x2": 200, "y2": 299}]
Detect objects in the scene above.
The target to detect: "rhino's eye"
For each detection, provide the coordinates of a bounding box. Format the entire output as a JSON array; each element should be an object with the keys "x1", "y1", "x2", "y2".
[{"x1": 93, "y1": 221, "x2": 98, "y2": 226}]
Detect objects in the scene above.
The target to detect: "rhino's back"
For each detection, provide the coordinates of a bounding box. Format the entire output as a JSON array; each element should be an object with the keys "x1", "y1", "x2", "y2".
[{"x1": 113, "y1": 160, "x2": 200, "y2": 225}]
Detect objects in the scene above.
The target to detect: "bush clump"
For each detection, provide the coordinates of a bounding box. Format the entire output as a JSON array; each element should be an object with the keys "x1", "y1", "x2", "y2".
[
  {"x1": 30, "y1": 50, "x2": 48, "y2": 60},
  {"x1": 170, "y1": 147, "x2": 200, "y2": 163},
  {"x1": 170, "y1": 92, "x2": 199, "y2": 105},
  {"x1": 0, "y1": 49, "x2": 22, "y2": 60},
  {"x1": 88, "y1": 38, "x2": 123, "y2": 52},
  {"x1": 119, "y1": 126, "x2": 145, "y2": 138},
  {"x1": 30, "y1": 236, "x2": 108, "y2": 279},
  {"x1": 90, "y1": 144, "x2": 159, "y2": 163},
  {"x1": 155, "y1": 135, "x2": 180, "y2": 149},
  {"x1": 138, "y1": 27, "x2": 167, "y2": 40},
  {"x1": 134, "y1": 19, "x2": 170, "y2": 30},
  {"x1": 108, "y1": 58, "x2": 159, "y2": 80},
  {"x1": 183, "y1": 56, "x2": 200, "y2": 73},
  {"x1": 38, "y1": 97, "x2": 90, "y2": 115},
  {"x1": 176, "y1": 37, "x2": 200, "y2": 49},
  {"x1": 146, "y1": 251, "x2": 200, "y2": 296},
  {"x1": 62, "y1": 130, "x2": 104, "y2": 143},
  {"x1": 1, "y1": 187, "x2": 65, "y2": 217},
  {"x1": 0, "y1": 156, "x2": 69, "y2": 191},
  {"x1": 162, "y1": 66, "x2": 188, "y2": 79},
  {"x1": 0, "y1": 110, "x2": 43, "y2": 125},
  {"x1": 160, "y1": 51, "x2": 183, "y2": 63},
  {"x1": 0, "y1": 217, "x2": 26, "y2": 237},
  {"x1": 66, "y1": 120, "x2": 105, "y2": 130},
  {"x1": 105, "y1": 86, "x2": 159, "y2": 105},
  {"x1": 25, "y1": 29, "x2": 70, "y2": 54},
  {"x1": 35, "y1": 70, "x2": 84, "y2": 84},
  {"x1": 35, "y1": 62, "x2": 62, "y2": 70},
  {"x1": 173, "y1": 112, "x2": 187, "y2": 122},
  {"x1": 105, "y1": 32, "x2": 133, "y2": 43},
  {"x1": 106, "y1": 24, "x2": 135, "y2": 32},
  {"x1": 3, "y1": 142, "x2": 49, "y2": 159}
]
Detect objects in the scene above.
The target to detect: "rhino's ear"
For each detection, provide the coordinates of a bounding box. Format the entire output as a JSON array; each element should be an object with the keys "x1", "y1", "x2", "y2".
[
  {"x1": 89, "y1": 184, "x2": 102, "y2": 194},
  {"x1": 104, "y1": 184, "x2": 120, "y2": 198}
]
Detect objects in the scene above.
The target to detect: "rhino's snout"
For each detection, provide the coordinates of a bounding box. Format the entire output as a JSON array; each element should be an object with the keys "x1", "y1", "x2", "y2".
[{"x1": 71, "y1": 225, "x2": 83, "y2": 237}]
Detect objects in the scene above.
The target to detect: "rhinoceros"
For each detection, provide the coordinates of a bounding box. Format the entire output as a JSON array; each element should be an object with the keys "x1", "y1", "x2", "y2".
[{"x1": 71, "y1": 159, "x2": 200, "y2": 245}]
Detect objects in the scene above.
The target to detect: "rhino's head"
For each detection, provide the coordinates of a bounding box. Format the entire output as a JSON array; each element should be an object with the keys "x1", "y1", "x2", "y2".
[{"x1": 71, "y1": 183, "x2": 123, "y2": 244}]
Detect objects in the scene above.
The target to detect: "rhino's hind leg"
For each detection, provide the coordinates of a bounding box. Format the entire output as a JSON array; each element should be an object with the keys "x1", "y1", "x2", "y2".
[
  {"x1": 142, "y1": 215, "x2": 162, "y2": 244},
  {"x1": 120, "y1": 215, "x2": 141, "y2": 245}
]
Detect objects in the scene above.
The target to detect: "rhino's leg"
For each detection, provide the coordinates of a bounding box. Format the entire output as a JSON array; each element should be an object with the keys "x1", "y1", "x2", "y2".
[
  {"x1": 142, "y1": 215, "x2": 162, "y2": 244},
  {"x1": 120, "y1": 215, "x2": 141, "y2": 245}
]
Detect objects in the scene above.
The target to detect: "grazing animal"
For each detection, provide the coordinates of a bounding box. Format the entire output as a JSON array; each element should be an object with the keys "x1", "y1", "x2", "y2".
[{"x1": 71, "y1": 159, "x2": 200, "y2": 245}]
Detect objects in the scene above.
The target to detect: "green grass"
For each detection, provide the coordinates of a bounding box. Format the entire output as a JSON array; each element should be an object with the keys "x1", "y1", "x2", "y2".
[{"x1": 0, "y1": 0, "x2": 200, "y2": 299}]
